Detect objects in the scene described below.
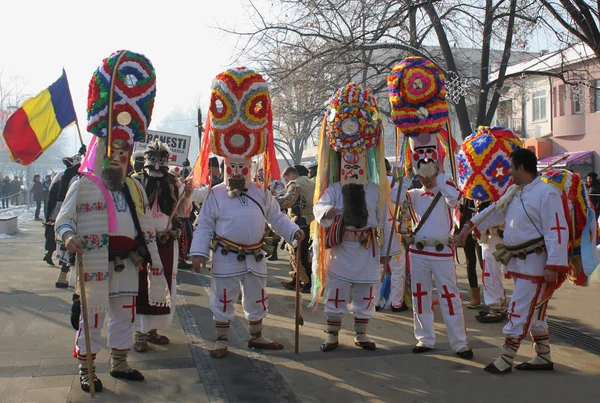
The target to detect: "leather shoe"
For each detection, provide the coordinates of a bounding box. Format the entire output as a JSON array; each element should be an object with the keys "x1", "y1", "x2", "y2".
[
  {"x1": 80, "y1": 375, "x2": 103, "y2": 393},
  {"x1": 515, "y1": 361, "x2": 554, "y2": 371},
  {"x1": 110, "y1": 369, "x2": 144, "y2": 381},
  {"x1": 476, "y1": 311, "x2": 507, "y2": 323},
  {"x1": 483, "y1": 362, "x2": 512, "y2": 375},
  {"x1": 412, "y1": 345, "x2": 433, "y2": 354},
  {"x1": 320, "y1": 342, "x2": 339, "y2": 352},
  {"x1": 456, "y1": 348, "x2": 474, "y2": 360},
  {"x1": 300, "y1": 283, "x2": 311, "y2": 294},
  {"x1": 355, "y1": 341, "x2": 376, "y2": 351}
]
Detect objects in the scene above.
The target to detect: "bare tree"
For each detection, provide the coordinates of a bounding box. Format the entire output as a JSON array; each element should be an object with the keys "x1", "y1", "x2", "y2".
[
  {"x1": 231, "y1": 0, "x2": 551, "y2": 139},
  {"x1": 541, "y1": 0, "x2": 600, "y2": 57},
  {"x1": 267, "y1": 41, "x2": 337, "y2": 165}
]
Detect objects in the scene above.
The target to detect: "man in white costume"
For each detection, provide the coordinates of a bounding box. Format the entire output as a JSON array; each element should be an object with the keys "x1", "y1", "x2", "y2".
[
  {"x1": 313, "y1": 82, "x2": 390, "y2": 353},
  {"x1": 55, "y1": 50, "x2": 169, "y2": 393},
  {"x1": 394, "y1": 151, "x2": 473, "y2": 359},
  {"x1": 190, "y1": 67, "x2": 303, "y2": 358},
  {"x1": 455, "y1": 148, "x2": 568, "y2": 374}
]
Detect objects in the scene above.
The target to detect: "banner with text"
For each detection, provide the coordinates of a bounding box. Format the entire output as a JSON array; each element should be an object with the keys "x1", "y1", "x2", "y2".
[{"x1": 134, "y1": 130, "x2": 191, "y2": 166}]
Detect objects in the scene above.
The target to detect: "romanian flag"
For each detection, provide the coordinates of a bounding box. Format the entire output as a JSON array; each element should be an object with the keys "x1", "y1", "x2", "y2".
[{"x1": 1, "y1": 70, "x2": 76, "y2": 166}]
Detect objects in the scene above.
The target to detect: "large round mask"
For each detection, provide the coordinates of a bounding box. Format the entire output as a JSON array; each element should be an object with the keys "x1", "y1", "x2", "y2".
[
  {"x1": 387, "y1": 57, "x2": 448, "y2": 135},
  {"x1": 456, "y1": 126, "x2": 522, "y2": 202},
  {"x1": 87, "y1": 50, "x2": 156, "y2": 143},
  {"x1": 209, "y1": 67, "x2": 269, "y2": 158},
  {"x1": 325, "y1": 82, "x2": 382, "y2": 153}
]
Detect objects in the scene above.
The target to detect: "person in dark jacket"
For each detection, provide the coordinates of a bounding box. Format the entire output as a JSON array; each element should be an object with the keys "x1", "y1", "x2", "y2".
[
  {"x1": 10, "y1": 177, "x2": 21, "y2": 205},
  {"x1": 31, "y1": 175, "x2": 44, "y2": 220},
  {"x1": 586, "y1": 172, "x2": 600, "y2": 219},
  {"x1": 1, "y1": 176, "x2": 11, "y2": 208}
]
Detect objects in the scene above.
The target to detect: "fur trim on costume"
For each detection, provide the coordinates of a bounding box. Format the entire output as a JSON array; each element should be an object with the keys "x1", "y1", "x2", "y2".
[{"x1": 342, "y1": 184, "x2": 368, "y2": 229}]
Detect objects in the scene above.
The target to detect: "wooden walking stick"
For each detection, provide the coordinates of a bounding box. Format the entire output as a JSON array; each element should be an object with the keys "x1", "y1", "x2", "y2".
[
  {"x1": 77, "y1": 253, "x2": 96, "y2": 399},
  {"x1": 294, "y1": 242, "x2": 304, "y2": 354}
]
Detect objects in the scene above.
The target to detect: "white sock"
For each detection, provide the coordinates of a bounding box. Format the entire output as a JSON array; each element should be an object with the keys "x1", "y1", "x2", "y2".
[
  {"x1": 492, "y1": 338, "x2": 520, "y2": 371},
  {"x1": 527, "y1": 332, "x2": 552, "y2": 365}
]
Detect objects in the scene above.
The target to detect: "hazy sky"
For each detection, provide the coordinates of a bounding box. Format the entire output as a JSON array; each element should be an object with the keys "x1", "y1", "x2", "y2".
[{"x1": 1, "y1": 0, "x2": 259, "y2": 151}]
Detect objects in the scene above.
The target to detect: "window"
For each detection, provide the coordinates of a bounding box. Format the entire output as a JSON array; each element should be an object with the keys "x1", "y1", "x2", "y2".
[
  {"x1": 573, "y1": 87, "x2": 582, "y2": 114},
  {"x1": 532, "y1": 90, "x2": 547, "y2": 121},
  {"x1": 557, "y1": 85, "x2": 565, "y2": 116},
  {"x1": 595, "y1": 80, "x2": 600, "y2": 112}
]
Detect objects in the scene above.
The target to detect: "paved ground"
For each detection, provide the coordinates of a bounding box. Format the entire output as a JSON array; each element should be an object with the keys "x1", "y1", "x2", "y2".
[{"x1": 2, "y1": 218, "x2": 600, "y2": 402}]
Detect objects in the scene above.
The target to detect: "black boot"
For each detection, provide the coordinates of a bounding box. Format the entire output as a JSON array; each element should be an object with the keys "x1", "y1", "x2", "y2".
[{"x1": 43, "y1": 250, "x2": 55, "y2": 266}]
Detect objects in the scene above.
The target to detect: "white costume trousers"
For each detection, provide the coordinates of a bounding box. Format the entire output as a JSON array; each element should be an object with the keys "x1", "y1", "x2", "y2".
[
  {"x1": 75, "y1": 295, "x2": 137, "y2": 355},
  {"x1": 388, "y1": 253, "x2": 406, "y2": 308},
  {"x1": 210, "y1": 273, "x2": 269, "y2": 323},
  {"x1": 324, "y1": 276, "x2": 378, "y2": 320},
  {"x1": 408, "y1": 253, "x2": 468, "y2": 352},
  {"x1": 480, "y1": 236, "x2": 505, "y2": 307},
  {"x1": 504, "y1": 277, "x2": 550, "y2": 340}
]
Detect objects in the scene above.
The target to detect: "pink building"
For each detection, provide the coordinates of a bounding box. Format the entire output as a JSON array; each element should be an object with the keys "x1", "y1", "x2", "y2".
[{"x1": 494, "y1": 42, "x2": 600, "y2": 174}]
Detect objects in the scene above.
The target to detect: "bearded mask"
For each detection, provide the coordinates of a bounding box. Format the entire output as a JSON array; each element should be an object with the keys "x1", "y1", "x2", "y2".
[
  {"x1": 409, "y1": 132, "x2": 441, "y2": 178},
  {"x1": 340, "y1": 151, "x2": 368, "y2": 186},
  {"x1": 144, "y1": 140, "x2": 172, "y2": 178},
  {"x1": 100, "y1": 134, "x2": 131, "y2": 190},
  {"x1": 224, "y1": 157, "x2": 251, "y2": 198}
]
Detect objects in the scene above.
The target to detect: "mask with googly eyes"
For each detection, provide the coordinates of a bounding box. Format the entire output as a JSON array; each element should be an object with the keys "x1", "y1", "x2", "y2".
[{"x1": 143, "y1": 140, "x2": 172, "y2": 178}]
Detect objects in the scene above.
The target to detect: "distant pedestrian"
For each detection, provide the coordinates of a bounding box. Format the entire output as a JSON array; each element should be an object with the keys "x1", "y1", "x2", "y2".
[
  {"x1": 1, "y1": 176, "x2": 10, "y2": 208},
  {"x1": 10, "y1": 176, "x2": 20, "y2": 205},
  {"x1": 42, "y1": 174, "x2": 52, "y2": 211},
  {"x1": 585, "y1": 172, "x2": 600, "y2": 218},
  {"x1": 31, "y1": 175, "x2": 44, "y2": 221}
]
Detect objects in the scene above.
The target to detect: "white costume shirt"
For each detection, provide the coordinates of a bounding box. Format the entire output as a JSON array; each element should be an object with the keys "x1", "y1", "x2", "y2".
[
  {"x1": 395, "y1": 173, "x2": 460, "y2": 260},
  {"x1": 190, "y1": 182, "x2": 299, "y2": 278},
  {"x1": 314, "y1": 181, "x2": 388, "y2": 283},
  {"x1": 469, "y1": 177, "x2": 569, "y2": 278}
]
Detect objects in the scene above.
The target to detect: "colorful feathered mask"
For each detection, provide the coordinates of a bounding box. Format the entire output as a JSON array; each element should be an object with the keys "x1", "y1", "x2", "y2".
[
  {"x1": 387, "y1": 57, "x2": 448, "y2": 136},
  {"x1": 81, "y1": 50, "x2": 157, "y2": 175},
  {"x1": 193, "y1": 67, "x2": 279, "y2": 188},
  {"x1": 325, "y1": 82, "x2": 383, "y2": 154}
]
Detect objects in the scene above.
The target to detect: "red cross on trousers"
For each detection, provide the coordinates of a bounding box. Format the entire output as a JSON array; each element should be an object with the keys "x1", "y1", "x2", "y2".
[
  {"x1": 122, "y1": 297, "x2": 136, "y2": 323},
  {"x1": 508, "y1": 301, "x2": 521, "y2": 325},
  {"x1": 363, "y1": 286, "x2": 375, "y2": 310},
  {"x1": 482, "y1": 263, "x2": 491, "y2": 290},
  {"x1": 413, "y1": 283, "x2": 428, "y2": 315},
  {"x1": 551, "y1": 212, "x2": 567, "y2": 244},
  {"x1": 440, "y1": 285, "x2": 456, "y2": 316},
  {"x1": 255, "y1": 289, "x2": 269, "y2": 311},
  {"x1": 220, "y1": 289, "x2": 233, "y2": 313},
  {"x1": 328, "y1": 288, "x2": 346, "y2": 309}
]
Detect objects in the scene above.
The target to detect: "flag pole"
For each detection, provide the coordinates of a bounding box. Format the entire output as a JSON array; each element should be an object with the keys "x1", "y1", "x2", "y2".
[{"x1": 62, "y1": 69, "x2": 85, "y2": 147}]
